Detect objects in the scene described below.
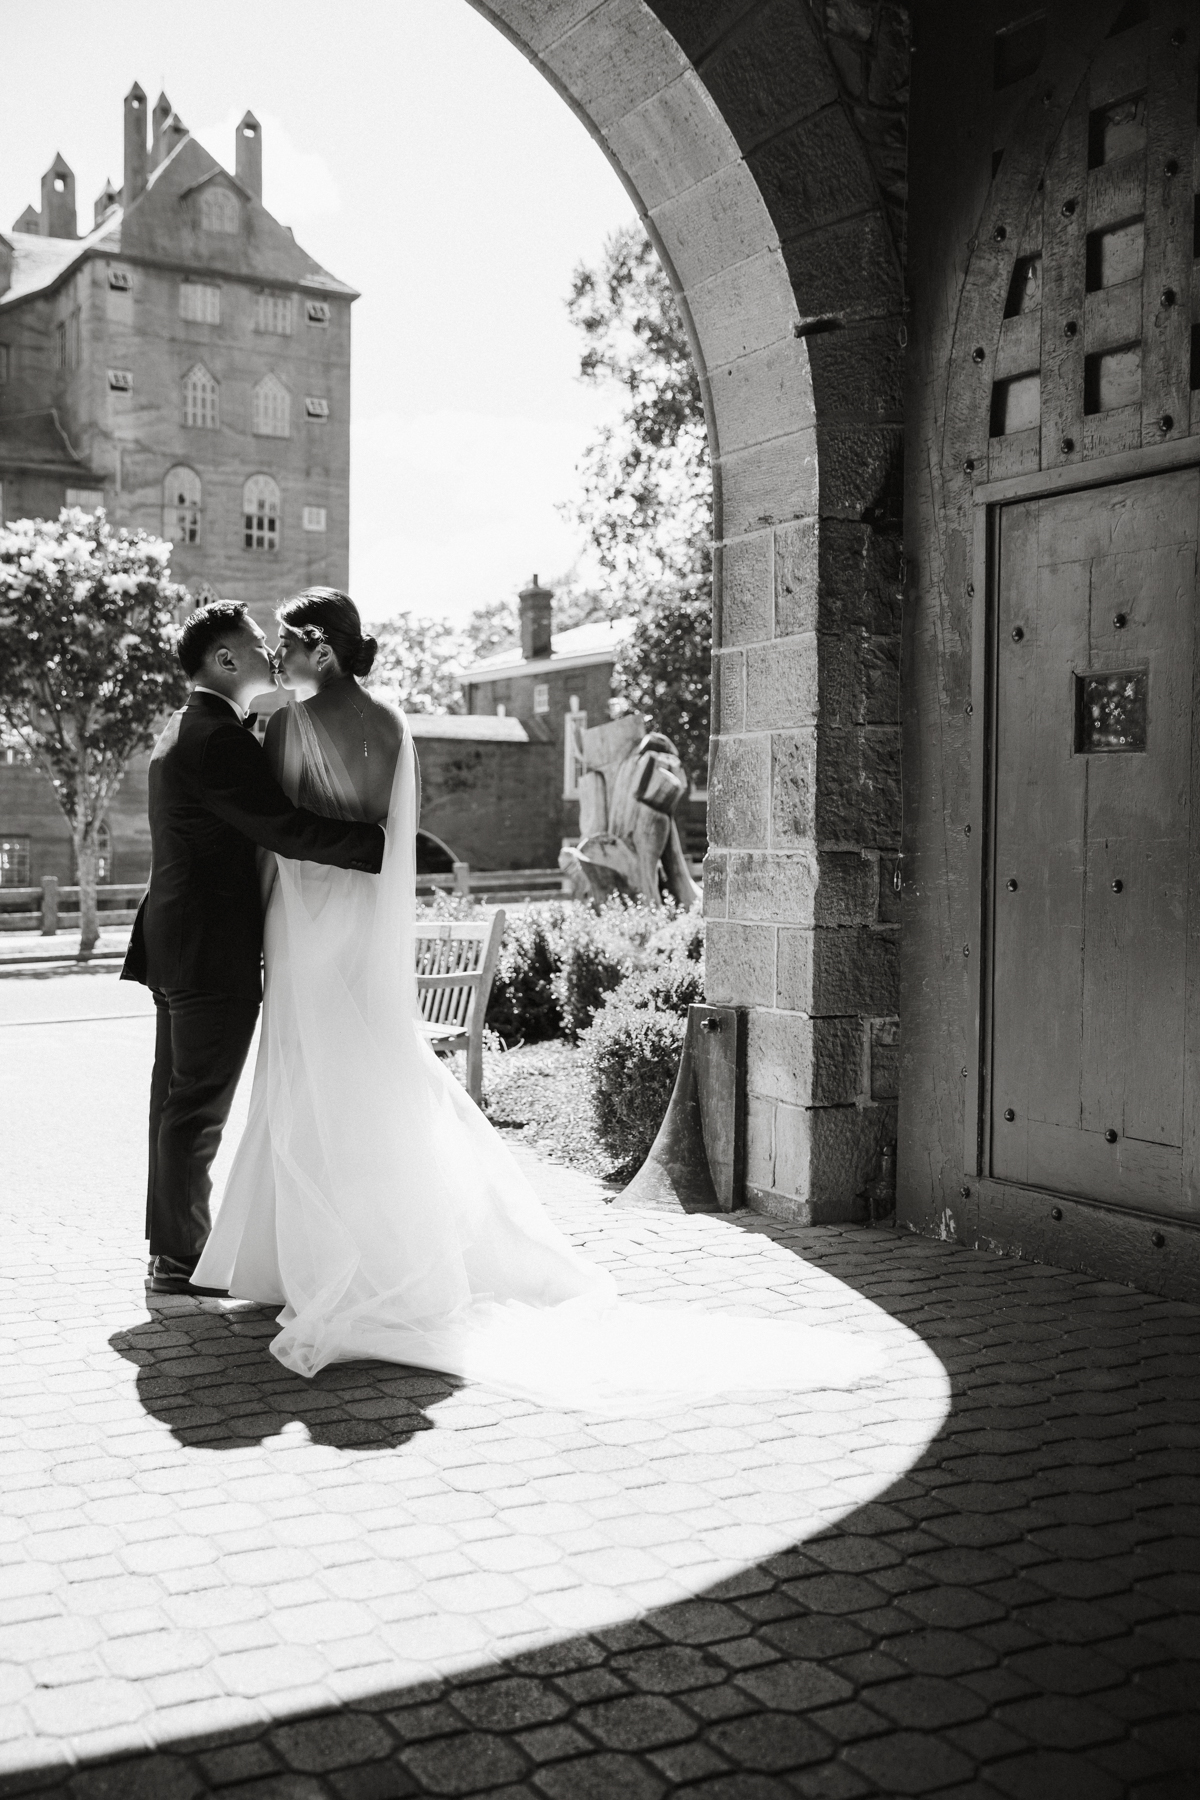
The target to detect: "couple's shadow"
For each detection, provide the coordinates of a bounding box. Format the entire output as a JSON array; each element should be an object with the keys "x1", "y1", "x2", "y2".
[{"x1": 110, "y1": 1298, "x2": 460, "y2": 1451}]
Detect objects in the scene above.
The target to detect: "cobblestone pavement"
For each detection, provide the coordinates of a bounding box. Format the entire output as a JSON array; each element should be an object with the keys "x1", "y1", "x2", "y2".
[{"x1": 1, "y1": 975, "x2": 1198, "y2": 1799}]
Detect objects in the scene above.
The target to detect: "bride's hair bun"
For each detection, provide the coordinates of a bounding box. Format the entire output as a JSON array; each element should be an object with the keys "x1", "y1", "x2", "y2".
[
  {"x1": 278, "y1": 587, "x2": 376, "y2": 681},
  {"x1": 351, "y1": 633, "x2": 377, "y2": 678}
]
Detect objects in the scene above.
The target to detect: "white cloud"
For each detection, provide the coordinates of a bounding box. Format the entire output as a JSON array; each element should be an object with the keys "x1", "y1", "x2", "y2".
[
  {"x1": 349, "y1": 410, "x2": 597, "y2": 627},
  {"x1": 191, "y1": 108, "x2": 340, "y2": 228}
]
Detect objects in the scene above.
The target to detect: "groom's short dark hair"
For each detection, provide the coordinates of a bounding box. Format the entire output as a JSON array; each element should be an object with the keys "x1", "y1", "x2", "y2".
[{"x1": 177, "y1": 600, "x2": 252, "y2": 677}]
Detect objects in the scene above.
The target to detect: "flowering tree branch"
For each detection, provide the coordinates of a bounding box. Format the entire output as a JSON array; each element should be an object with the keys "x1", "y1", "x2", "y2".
[{"x1": 0, "y1": 508, "x2": 189, "y2": 956}]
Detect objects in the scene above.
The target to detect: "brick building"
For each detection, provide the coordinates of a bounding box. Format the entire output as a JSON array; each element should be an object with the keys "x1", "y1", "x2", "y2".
[
  {"x1": 0, "y1": 82, "x2": 355, "y2": 887},
  {"x1": 461, "y1": 575, "x2": 706, "y2": 864},
  {"x1": 461, "y1": 577, "x2": 634, "y2": 851}
]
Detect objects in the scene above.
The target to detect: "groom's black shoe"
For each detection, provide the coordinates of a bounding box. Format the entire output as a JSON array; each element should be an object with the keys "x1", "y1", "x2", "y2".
[{"x1": 146, "y1": 1255, "x2": 197, "y2": 1295}]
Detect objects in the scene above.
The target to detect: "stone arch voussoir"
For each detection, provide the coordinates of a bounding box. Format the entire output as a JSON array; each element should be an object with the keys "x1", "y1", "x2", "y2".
[{"x1": 471, "y1": 0, "x2": 909, "y2": 1222}]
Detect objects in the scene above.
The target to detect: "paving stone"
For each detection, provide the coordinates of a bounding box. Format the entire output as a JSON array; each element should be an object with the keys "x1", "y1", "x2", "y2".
[
  {"x1": 195, "y1": 1740, "x2": 284, "y2": 1786},
  {"x1": 868, "y1": 1673, "x2": 988, "y2": 1730},
  {"x1": 4, "y1": 1008, "x2": 1199, "y2": 1800},
  {"x1": 842, "y1": 1728, "x2": 977, "y2": 1794},
  {"x1": 996, "y1": 1693, "x2": 1125, "y2": 1752},
  {"x1": 269, "y1": 1714, "x2": 395, "y2": 1773},
  {"x1": 610, "y1": 1647, "x2": 718, "y2": 1696},
  {"x1": 575, "y1": 1694, "x2": 696, "y2": 1752},
  {"x1": 704, "y1": 1712, "x2": 833, "y2": 1772},
  {"x1": 986, "y1": 1749, "x2": 1126, "y2": 1800},
  {"x1": 398, "y1": 1731, "x2": 529, "y2": 1795},
  {"x1": 327, "y1": 1763, "x2": 421, "y2": 1800},
  {"x1": 533, "y1": 1751, "x2": 665, "y2": 1798},
  {"x1": 733, "y1": 1662, "x2": 851, "y2": 1714}
]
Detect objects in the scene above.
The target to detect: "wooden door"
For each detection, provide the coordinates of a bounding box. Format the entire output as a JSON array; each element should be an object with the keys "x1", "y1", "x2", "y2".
[{"x1": 990, "y1": 467, "x2": 1198, "y2": 1217}]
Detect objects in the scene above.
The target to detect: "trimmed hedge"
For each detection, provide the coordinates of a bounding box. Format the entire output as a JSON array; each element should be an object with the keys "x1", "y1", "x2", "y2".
[
  {"x1": 485, "y1": 896, "x2": 704, "y2": 1047},
  {"x1": 485, "y1": 903, "x2": 572, "y2": 1045},
  {"x1": 582, "y1": 997, "x2": 686, "y2": 1174}
]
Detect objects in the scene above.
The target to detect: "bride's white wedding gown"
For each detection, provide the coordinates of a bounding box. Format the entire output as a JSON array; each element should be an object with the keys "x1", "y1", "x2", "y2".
[{"x1": 193, "y1": 702, "x2": 887, "y2": 1411}]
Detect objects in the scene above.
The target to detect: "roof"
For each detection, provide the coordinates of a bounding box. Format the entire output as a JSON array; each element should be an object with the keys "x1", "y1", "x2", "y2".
[
  {"x1": 466, "y1": 615, "x2": 636, "y2": 683},
  {"x1": 0, "y1": 215, "x2": 118, "y2": 307},
  {"x1": 0, "y1": 408, "x2": 92, "y2": 474},
  {"x1": 1, "y1": 134, "x2": 355, "y2": 309},
  {"x1": 406, "y1": 713, "x2": 531, "y2": 743}
]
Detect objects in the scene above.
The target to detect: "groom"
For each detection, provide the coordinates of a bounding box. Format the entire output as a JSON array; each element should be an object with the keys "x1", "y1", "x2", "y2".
[{"x1": 122, "y1": 600, "x2": 385, "y2": 1295}]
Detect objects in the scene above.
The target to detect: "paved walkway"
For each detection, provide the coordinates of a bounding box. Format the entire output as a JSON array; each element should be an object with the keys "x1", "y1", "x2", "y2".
[{"x1": 1, "y1": 975, "x2": 1197, "y2": 1799}]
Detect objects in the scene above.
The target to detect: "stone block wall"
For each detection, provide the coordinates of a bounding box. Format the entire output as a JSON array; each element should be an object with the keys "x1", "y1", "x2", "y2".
[
  {"x1": 474, "y1": 0, "x2": 908, "y2": 1221},
  {"x1": 663, "y1": 0, "x2": 908, "y2": 1222},
  {"x1": 705, "y1": 518, "x2": 902, "y2": 1220}
]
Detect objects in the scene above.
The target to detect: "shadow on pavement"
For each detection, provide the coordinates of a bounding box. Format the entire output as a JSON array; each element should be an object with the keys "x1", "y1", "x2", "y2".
[
  {"x1": 110, "y1": 1304, "x2": 460, "y2": 1452},
  {"x1": 7, "y1": 1228, "x2": 1197, "y2": 1800}
]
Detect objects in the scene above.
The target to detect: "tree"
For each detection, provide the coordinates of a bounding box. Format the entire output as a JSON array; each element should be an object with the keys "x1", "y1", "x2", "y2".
[
  {"x1": 370, "y1": 611, "x2": 465, "y2": 713},
  {"x1": 613, "y1": 586, "x2": 712, "y2": 789},
  {"x1": 565, "y1": 224, "x2": 712, "y2": 590},
  {"x1": 462, "y1": 597, "x2": 518, "y2": 663},
  {"x1": 0, "y1": 508, "x2": 189, "y2": 957}
]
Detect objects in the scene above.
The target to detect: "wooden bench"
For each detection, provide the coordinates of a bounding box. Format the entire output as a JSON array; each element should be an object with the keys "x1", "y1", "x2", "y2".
[{"x1": 415, "y1": 910, "x2": 506, "y2": 1105}]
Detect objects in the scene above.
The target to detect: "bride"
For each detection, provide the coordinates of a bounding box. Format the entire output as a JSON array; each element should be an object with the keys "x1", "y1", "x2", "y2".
[{"x1": 193, "y1": 588, "x2": 885, "y2": 1410}]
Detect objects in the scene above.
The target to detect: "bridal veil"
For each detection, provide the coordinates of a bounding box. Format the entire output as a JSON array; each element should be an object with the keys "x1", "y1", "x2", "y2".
[{"x1": 194, "y1": 705, "x2": 888, "y2": 1412}]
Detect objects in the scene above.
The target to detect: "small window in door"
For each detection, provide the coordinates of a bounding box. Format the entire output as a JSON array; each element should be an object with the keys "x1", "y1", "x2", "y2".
[
  {"x1": 1087, "y1": 92, "x2": 1147, "y2": 168},
  {"x1": 1074, "y1": 670, "x2": 1148, "y2": 753},
  {"x1": 1085, "y1": 218, "x2": 1144, "y2": 290},
  {"x1": 1084, "y1": 344, "x2": 1141, "y2": 414},
  {"x1": 990, "y1": 372, "x2": 1040, "y2": 436},
  {"x1": 1003, "y1": 255, "x2": 1041, "y2": 317}
]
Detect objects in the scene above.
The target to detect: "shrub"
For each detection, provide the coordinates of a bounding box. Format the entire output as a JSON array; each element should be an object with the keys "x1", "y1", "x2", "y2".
[
  {"x1": 582, "y1": 994, "x2": 686, "y2": 1174},
  {"x1": 420, "y1": 890, "x2": 482, "y2": 921},
  {"x1": 619, "y1": 953, "x2": 705, "y2": 1018},
  {"x1": 551, "y1": 908, "x2": 633, "y2": 1040},
  {"x1": 646, "y1": 903, "x2": 704, "y2": 964},
  {"x1": 485, "y1": 903, "x2": 573, "y2": 1045}
]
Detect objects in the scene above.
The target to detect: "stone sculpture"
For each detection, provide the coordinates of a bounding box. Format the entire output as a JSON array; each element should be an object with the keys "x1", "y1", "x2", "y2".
[{"x1": 559, "y1": 712, "x2": 700, "y2": 909}]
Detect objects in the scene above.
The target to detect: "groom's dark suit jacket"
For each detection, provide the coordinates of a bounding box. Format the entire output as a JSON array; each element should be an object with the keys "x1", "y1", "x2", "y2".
[{"x1": 122, "y1": 690, "x2": 384, "y2": 1001}]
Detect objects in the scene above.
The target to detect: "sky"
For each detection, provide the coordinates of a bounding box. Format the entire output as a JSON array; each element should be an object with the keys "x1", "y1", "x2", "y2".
[{"x1": 0, "y1": 0, "x2": 636, "y2": 627}]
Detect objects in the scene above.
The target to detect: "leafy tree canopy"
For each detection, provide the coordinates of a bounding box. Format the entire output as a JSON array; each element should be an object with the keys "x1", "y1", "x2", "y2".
[
  {"x1": 0, "y1": 508, "x2": 189, "y2": 953},
  {"x1": 369, "y1": 611, "x2": 465, "y2": 714},
  {"x1": 565, "y1": 224, "x2": 711, "y2": 590},
  {"x1": 613, "y1": 586, "x2": 712, "y2": 789}
]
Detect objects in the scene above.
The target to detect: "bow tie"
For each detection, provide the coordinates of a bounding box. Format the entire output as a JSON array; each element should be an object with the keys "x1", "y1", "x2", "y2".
[{"x1": 243, "y1": 714, "x2": 258, "y2": 733}]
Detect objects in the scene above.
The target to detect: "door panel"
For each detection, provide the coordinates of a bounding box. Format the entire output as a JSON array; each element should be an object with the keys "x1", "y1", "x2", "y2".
[{"x1": 990, "y1": 469, "x2": 1197, "y2": 1215}]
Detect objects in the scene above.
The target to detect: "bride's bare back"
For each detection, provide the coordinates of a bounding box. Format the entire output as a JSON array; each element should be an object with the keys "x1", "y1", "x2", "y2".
[{"x1": 266, "y1": 681, "x2": 406, "y2": 823}]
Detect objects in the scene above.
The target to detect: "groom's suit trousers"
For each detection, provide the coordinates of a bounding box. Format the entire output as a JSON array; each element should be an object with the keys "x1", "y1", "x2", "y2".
[{"x1": 146, "y1": 987, "x2": 260, "y2": 1265}]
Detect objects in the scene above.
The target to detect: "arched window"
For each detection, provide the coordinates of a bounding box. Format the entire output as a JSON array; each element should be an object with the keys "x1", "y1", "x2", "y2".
[
  {"x1": 243, "y1": 474, "x2": 280, "y2": 552},
  {"x1": 199, "y1": 186, "x2": 239, "y2": 234},
  {"x1": 182, "y1": 363, "x2": 218, "y2": 429},
  {"x1": 252, "y1": 374, "x2": 290, "y2": 439},
  {"x1": 163, "y1": 466, "x2": 201, "y2": 544}
]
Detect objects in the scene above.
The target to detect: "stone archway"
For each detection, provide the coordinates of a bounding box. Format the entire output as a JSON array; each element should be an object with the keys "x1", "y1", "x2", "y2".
[{"x1": 472, "y1": 0, "x2": 909, "y2": 1221}]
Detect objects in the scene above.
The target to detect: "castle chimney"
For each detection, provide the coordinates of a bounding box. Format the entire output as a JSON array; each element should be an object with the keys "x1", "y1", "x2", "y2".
[
  {"x1": 519, "y1": 575, "x2": 554, "y2": 661},
  {"x1": 124, "y1": 83, "x2": 148, "y2": 205},
  {"x1": 165, "y1": 112, "x2": 189, "y2": 158},
  {"x1": 236, "y1": 112, "x2": 262, "y2": 202},
  {"x1": 151, "y1": 91, "x2": 172, "y2": 169},
  {"x1": 93, "y1": 178, "x2": 120, "y2": 227},
  {"x1": 40, "y1": 154, "x2": 77, "y2": 240}
]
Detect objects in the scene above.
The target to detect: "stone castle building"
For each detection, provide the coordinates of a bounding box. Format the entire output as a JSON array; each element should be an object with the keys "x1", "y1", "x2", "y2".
[{"x1": 0, "y1": 83, "x2": 355, "y2": 886}]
